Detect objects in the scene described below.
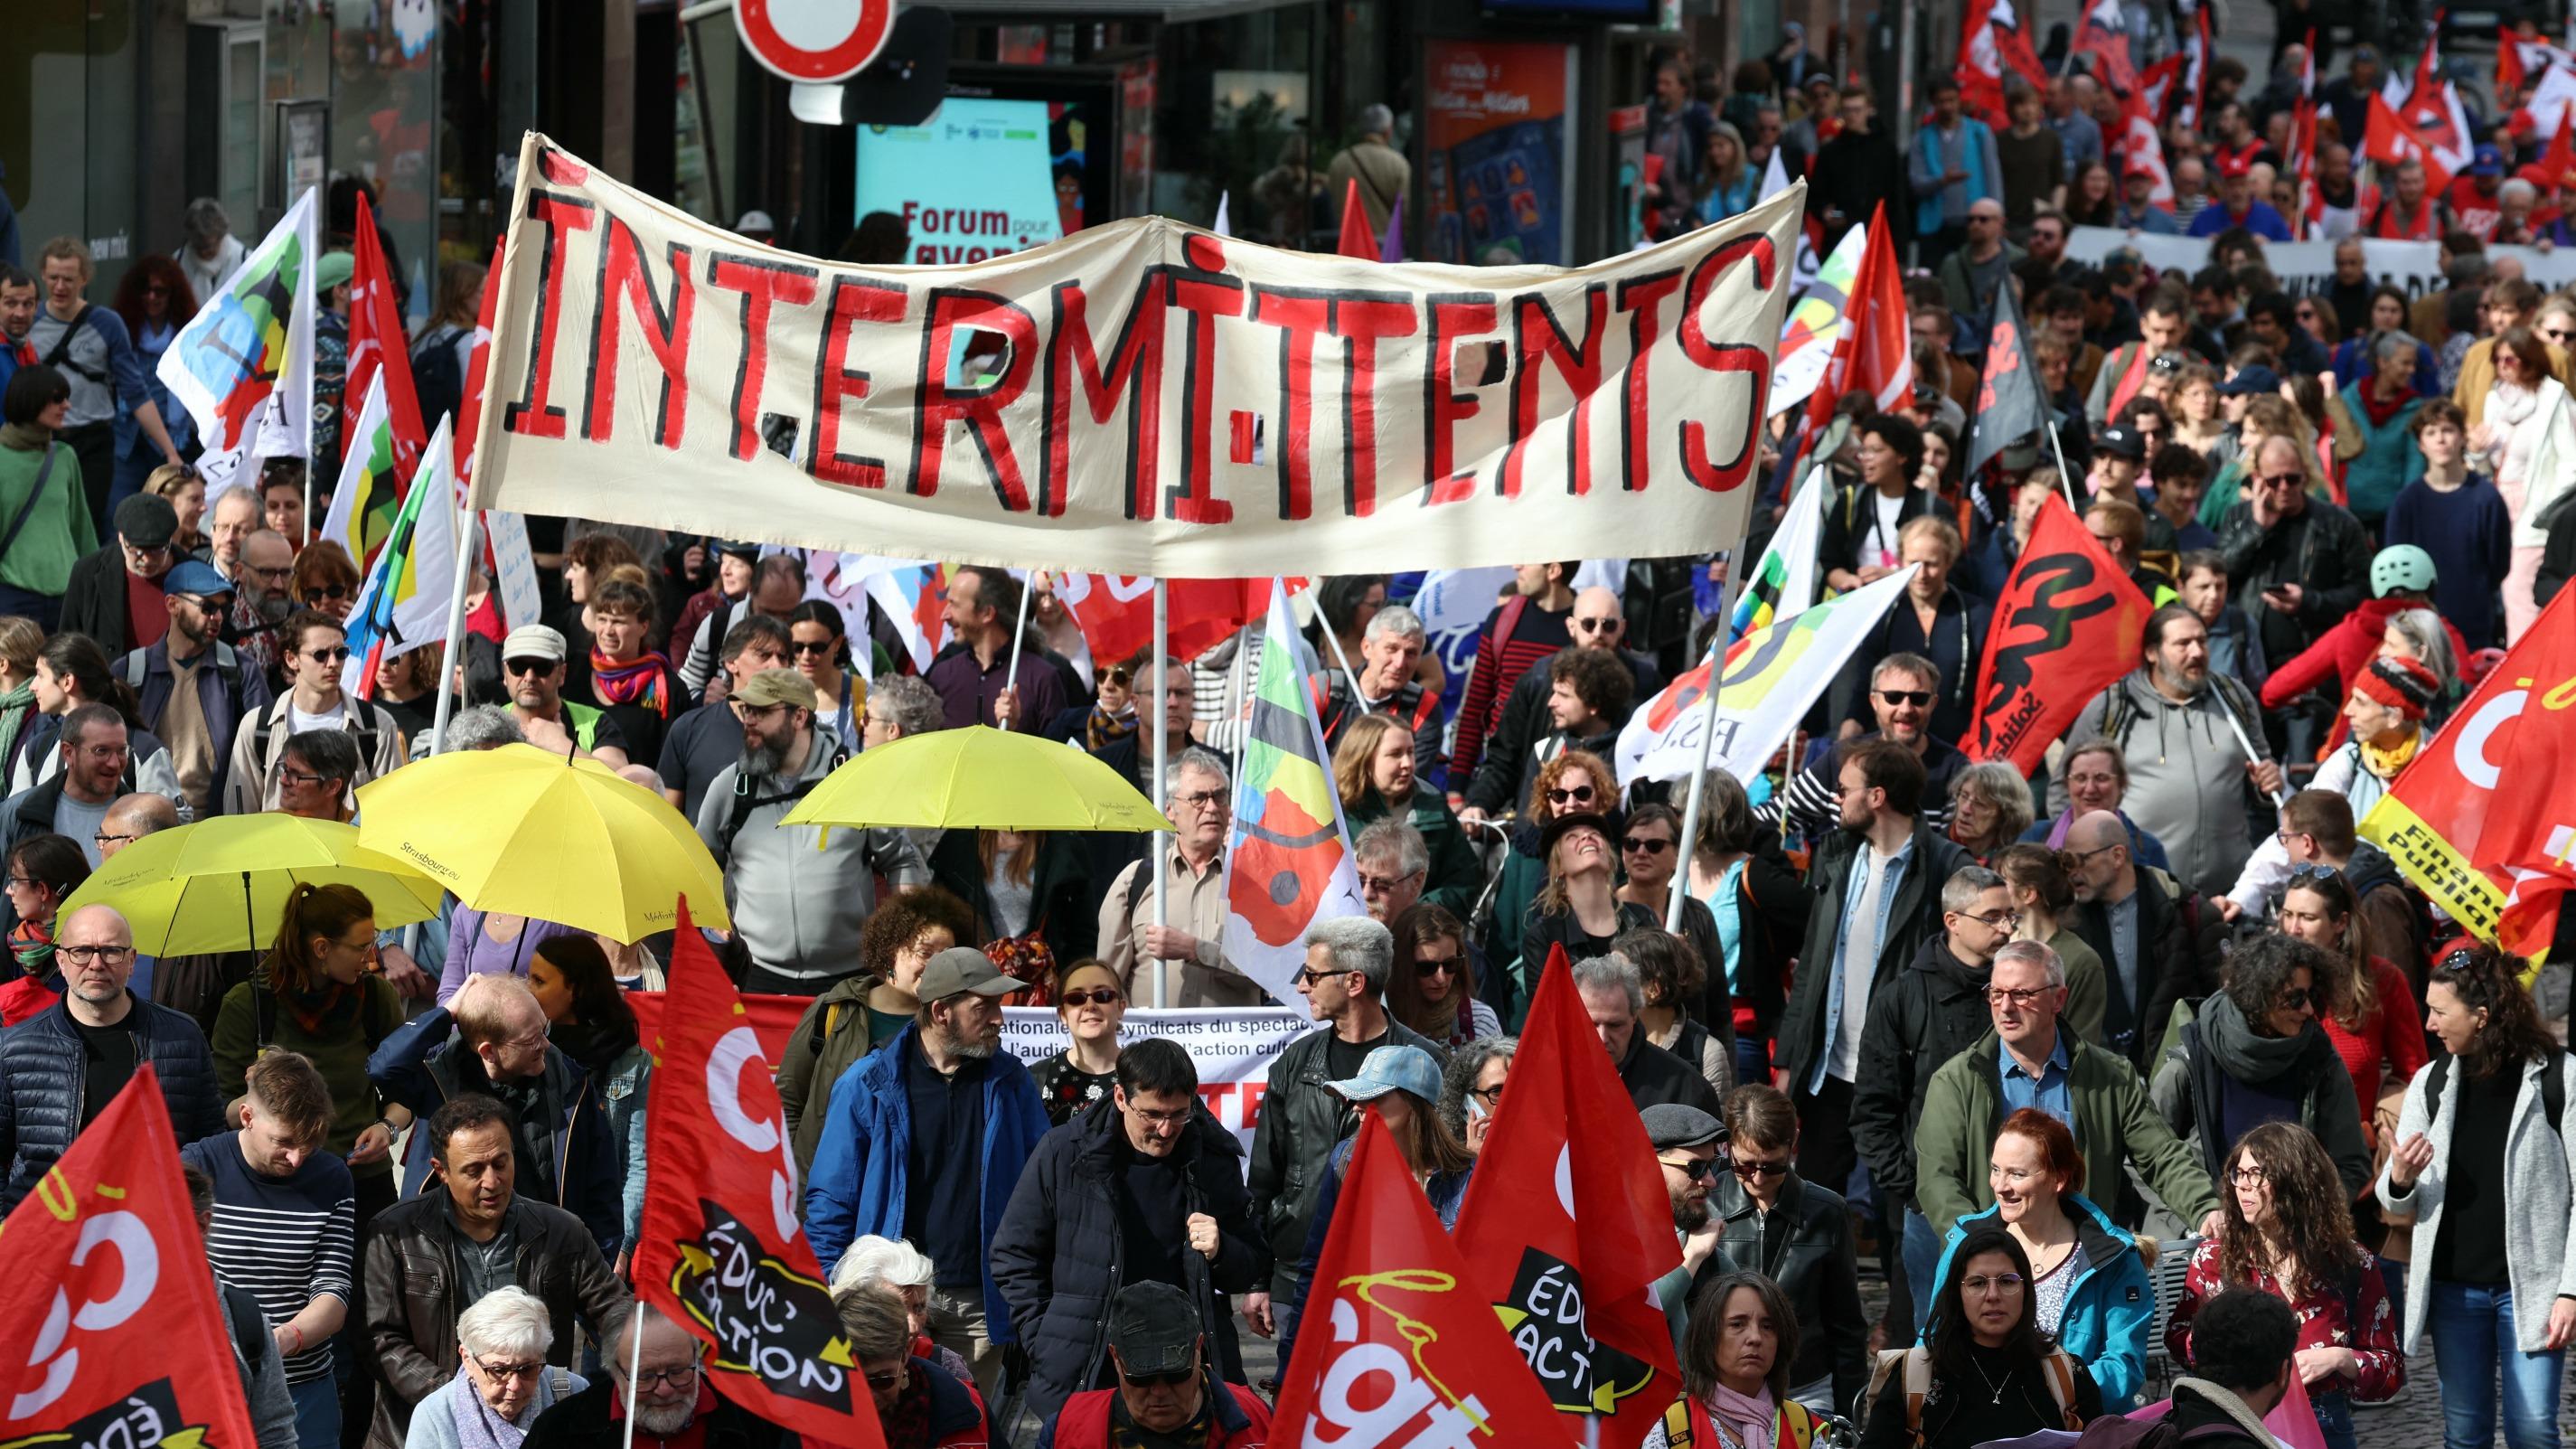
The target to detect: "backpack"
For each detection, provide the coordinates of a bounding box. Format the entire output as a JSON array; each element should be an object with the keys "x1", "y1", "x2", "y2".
[
  {"x1": 1863, "y1": 1345, "x2": 2083, "y2": 1445},
  {"x1": 2096, "y1": 673, "x2": 2265, "y2": 763},
  {"x1": 2069, "y1": 1413, "x2": 2254, "y2": 1449},
  {"x1": 711, "y1": 745, "x2": 848, "y2": 863},
  {"x1": 122, "y1": 642, "x2": 248, "y2": 711},
  {"x1": 2423, "y1": 1049, "x2": 2567, "y2": 1134},
  {"x1": 39, "y1": 305, "x2": 107, "y2": 387}
]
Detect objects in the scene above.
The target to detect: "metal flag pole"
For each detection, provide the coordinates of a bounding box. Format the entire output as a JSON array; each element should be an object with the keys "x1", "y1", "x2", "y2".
[
  {"x1": 1151, "y1": 579, "x2": 1170, "y2": 1010},
  {"x1": 428, "y1": 502, "x2": 481, "y2": 760},
  {"x1": 2047, "y1": 417, "x2": 2080, "y2": 511},
  {"x1": 1000, "y1": 570, "x2": 1037, "y2": 729},
  {"x1": 1316, "y1": 617, "x2": 1369, "y2": 712},
  {"x1": 619, "y1": 1307, "x2": 644, "y2": 1449},
  {"x1": 1667, "y1": 565, "x2": 1739, "y2": 934},
  {"x1": 2221, "y1": 705, "x2": 2290, "y2": 809}
]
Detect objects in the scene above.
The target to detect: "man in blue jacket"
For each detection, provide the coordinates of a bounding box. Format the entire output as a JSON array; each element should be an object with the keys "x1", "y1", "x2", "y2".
[
  {"x1": 119, "y1": 558, "x2": 271, "y2": 819},
  {"x1": 805, "y1": 946, "x2": 1048, "y2": 1400}
]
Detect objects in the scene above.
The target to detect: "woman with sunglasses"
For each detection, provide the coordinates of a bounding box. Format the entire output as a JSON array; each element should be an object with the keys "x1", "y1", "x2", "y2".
[
  {"x1": 2469, "y1": 327, "x2": 2575, "y2": 642},
  {"x1": 1706, "y1": 1084, "x2": 1868, "y2": 1416},
  {"x1": 223, "y1": 609, "x2": 409, "y2": 813},
  {"x1": 1435, "y1": 1035, "x2": 1515, "y2": 1156},
  {"x1": 1931, "y1": 1108, "x2": 2152, "y2": 1414},
  {"x1": 106, "y1": 257, "x2": 199, "y2": 522},
  {"x1": 1331, "y1": 712, "x2": 1480, "y2": 916},
  {"x1": 2294, "y1": 297, "x2": 2342, "y2": 353},
  {"x1": 1617, "y1": 802, "x2": 1725, "y2": 1002},
  {"x1": 287, "y1": 540, "x2": 360, "y2": 624},
  {"x1": 1860, "y1": 1226, "x2": 2098, "y2": 1449},
  {"x1": 1487, "y1": 748, "x2": 1615, "y2": 1012},
  {"x1": 1388, "y1": 903, "x2": 1499, "y2": 1048},
  {"x1": 1027, "y1": 958, "x2": 1129, "y2": 1125},
  {"x1": 788, "y1": 600, "x2": 870, "y2": 752},
  {"x1": 2172, "y1": 1122, "x2": 2402, "y2": 1449},
  {"x1": 2151, "y1": 933, "x2": 2374, "y2": 1200},
  {"x1": 1520, "y1": 804, "x2": 1656, "y2": 1025},
  {"x1": 2383, "y1": 944, "x2": 2576, "y2": 1449}
]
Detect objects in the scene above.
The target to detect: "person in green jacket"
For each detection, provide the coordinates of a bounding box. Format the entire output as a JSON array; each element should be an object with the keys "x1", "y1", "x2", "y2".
[
  {"x1": 0, "y1": 365, "x2": 100, "y2": 630},
  {"x1": 2324, "y1": 332, "x2": 2429, "y2": 530},
  {"x1": 1912, "y1": 938, "x2": 2222, "y2": 1242},
  {"x1": 1332, "y1": 711, "x2": 1479, "y2": 917},
  {"x1": 774, "y1": 886, "x2": 973, "y2": 1176}
]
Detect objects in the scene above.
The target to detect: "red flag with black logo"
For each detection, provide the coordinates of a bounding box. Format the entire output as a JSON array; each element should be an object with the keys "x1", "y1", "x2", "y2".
[
  {"x1": 1453, "y1": 945, "x2": 1680, "y2": 1449},
  {"x1": 0, "y1": 1068, "x2": 261, "y2": 1449},
  {"x1": 636, "y1": 900, "x2": 887, "y2": 1449},
  {"x1": 1272, "y1": 1111, "x2": 1579, "y2": 1449},
  {"x1": 347, "y1": 192, "x2": 428, "y2": 477},
  {"x1": 1962, "y1": 494, "x2": 2154, "y2": 774}
]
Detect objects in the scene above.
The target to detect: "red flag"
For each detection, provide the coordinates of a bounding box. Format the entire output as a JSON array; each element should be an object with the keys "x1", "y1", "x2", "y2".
[
  {"x1": 2073, "y1": 0, "x2": 2140, "y2": 95},
  {"x1": 2542, "y1": 103, "x2": 2576, "y2": 188},
  {"x1": 1273, "y1": 1111, "x2": 1581, "y2": 1449},
  {"x1": 1337, "y1": 178, "x2": 1379, "y2": 260},
  {"x1": 2502, "y1": 32, "x2": 2531, "y2": 95},
  {"x1": 0, "y1": 1068, "x2": 261, "y2": 1449},
  {"x1": 2366, "y1": 90, "x2": 2466, "y2": 192},
  {"x1": 635, "y1": 901, "x2": 888, "y2": 1449},
  {"x1": 1962, "y1": 494, "x2": 2154, "y2": 774},
  {"x1": 453, "y1": 236, "x2": 503, "y2": 494},
  {"x1": 1800, "y1": 205, "x2": 1910, "y2": 443},
  {"x1": 1051, "y1": 574, "x2": 1303, "y2": 665},
  {"x1": 347, "y1": 192, "x2": 428, "y2": 476},
  {"x1": 1957, "y1": 0, "x2": 2048, "y2": 121},
  {"x1": 2178, "y1": 3, "x2": 2212, "y2": 127},
  {"x1": 1453, "y1": 945, "x2": 1680, "y2": 1449}
]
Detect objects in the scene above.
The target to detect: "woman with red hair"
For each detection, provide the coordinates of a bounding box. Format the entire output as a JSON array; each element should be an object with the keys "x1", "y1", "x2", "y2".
[
  {"x1": 106, "y1": 254, "x2": 199, "y2": 518},
  {"x1": 1927, "y1": 1108, "x2": 2157, "y2": 1412}
]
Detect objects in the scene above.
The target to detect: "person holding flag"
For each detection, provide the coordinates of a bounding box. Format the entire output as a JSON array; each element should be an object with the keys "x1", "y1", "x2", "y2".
[
  {"x1": 522, "y1": 1307, "x2": 790, "y2": 1449},
  {"x1": 1038, "y1": 1282, "x2": 1271, "y2": 1449}
]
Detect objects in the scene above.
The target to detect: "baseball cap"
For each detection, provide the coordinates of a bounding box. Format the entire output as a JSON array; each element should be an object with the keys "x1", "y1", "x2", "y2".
[
  {"x1": 1326, "y1": 1044, "x2": 1443, "y2": 1105},
  {"x1": 730, "y1": 667, "x2": 818, "y2": 711},
  {"x1": 114, "y1": 493, "x2": 177, "y2": 550},
  {"x1": 316, "y1": 250, "x2": 356, "y2": 293},
  {"x1": 162, "y1": 559, "x2": 231, "y2": 599},
  {"x1": 1642, "y1": 1104, "x2": 1725, "y2": 1151},
  {"x1": 2471, "y1": 144, "x2": 2505, "y2": 178},
  {"x1": 2217, "y1": 364, "x2": 2283, "y2": 396},
  {"x1": 501, "y1": 624, "x2": 567, "y2": 663},
  {"x1": 915, "y1": 945, "x2": 1026, "y2": 1002},
  {"x1": 2215, "y1": 153, "x2": 2252, "y2": 180},
  {"x1": 736, "y1": 210, "x2": 776, "y2": 235},
  {"x1": 1105, "y1": 1282, "x2": 1202, "y2": 1379},
  {"x1": 2095, "y1": 424, "x2": 2147, "y2": 461}
]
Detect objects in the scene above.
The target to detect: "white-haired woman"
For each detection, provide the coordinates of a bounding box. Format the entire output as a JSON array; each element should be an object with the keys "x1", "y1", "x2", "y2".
[
  {"x1": 402, "y1": 1286, "x2": 584, "y2": 1449},
  {"x1": 830, "y1": 1235, "x2": 975, "y2": 1389}
]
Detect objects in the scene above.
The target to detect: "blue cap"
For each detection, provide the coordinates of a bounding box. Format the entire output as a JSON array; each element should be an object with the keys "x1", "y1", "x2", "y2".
[
  {"x1": 162, "y1": 559, "x2": 232, "y2": 599},
  {"x1": 2472, "y1": 145, "x2": 2506, "y2": 177},
  {"x1": 1327, "y1": 1044, "x2": 1443, "y2": 1105}
]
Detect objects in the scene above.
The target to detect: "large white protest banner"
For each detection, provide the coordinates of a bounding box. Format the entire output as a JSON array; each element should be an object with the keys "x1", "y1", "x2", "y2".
[
  {"x1": 2066, "y1": 224, "x2": 2576, "y2": 295},
  {"x1": 1002, "y1": 1006, "x2": 1311, "y2": 1160},
  {"x1": 468, "y1": 135, "x2": 1796, "y2": 579}
]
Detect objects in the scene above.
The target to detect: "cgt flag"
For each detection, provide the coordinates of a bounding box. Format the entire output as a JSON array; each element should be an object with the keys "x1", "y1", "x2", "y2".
[
  {"x1": 1962, "y1": 494, "x2": 2153, "y2": 775},
  {"x1": 1453, "y1": 945, "x2": 1680, "y2": 1449},
  {"x1": 1050, "y1": 574, "x2": 1296, "y2": 666},
  {"x1": 1222, "y1": 578, "x2": 1368, "y2": 1003},
  {"x1": 1962, "y1": 278, "x2": 2048, "y2": 479},
  {"x1": 2361, "y1": 582, "x2": 2576, "y2": 957},
  {"x1": 0, "y1": 1068, "x2": 260, "y2": 1449},
  {"x1": 1271, "y1": 1110, "x2": 1578, "y2": 1449},
  {"x1": 636, "y1": 900, "x2": 886, "y2": 1449}
]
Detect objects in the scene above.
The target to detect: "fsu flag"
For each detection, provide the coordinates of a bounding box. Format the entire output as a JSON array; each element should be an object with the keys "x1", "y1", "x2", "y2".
[
  {"x1": 636, "y1": 901, "x2": 888, "y2": 1449},
  {"x1": 346, "y1": 191, "x2": 428, "y2": 478},
  {"x1": 1962, "y1": 278, "x2": 2047, "y2": 480},
  {"x1": 0, "y1": 1068, "x2": 261, "y2": 1449},
  {"x1": 2361, "y1": 583, "x2": 2576, "y2": 957},
  {"x1": 1454, "y1": 946, "x2": 1680, "y2": 1449},
  {"x1": 1221, "y1": 578, "x2": 1367, "y2": 1003},
  {"x1": 1272, "y1": 1111, "x2": 1579, "y2": 1449},
  {"x1": 1962, "y1": 494, "x2": 2153, "y2": 774}
]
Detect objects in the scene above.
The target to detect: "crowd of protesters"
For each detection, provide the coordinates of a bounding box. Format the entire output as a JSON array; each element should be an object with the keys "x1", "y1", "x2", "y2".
[{"x1": 7, "y1": 22, "x2": 2576, "y2": 1449}]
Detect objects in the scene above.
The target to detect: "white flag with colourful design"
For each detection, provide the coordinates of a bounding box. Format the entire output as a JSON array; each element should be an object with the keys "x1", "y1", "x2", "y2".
[
  {"x1": 317, "y1": 376, "x2": 401, "y2": 569},
  {"x1": 158, "y1": 187, "x2": 319, "y2": 463},
  {"x1": 341, "y1": 415, "x2": 459, "y2": 693}
]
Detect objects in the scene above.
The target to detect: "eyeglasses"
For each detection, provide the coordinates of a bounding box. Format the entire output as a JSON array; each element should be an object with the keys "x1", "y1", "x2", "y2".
[
  {"x1": 174, "y1": 594, "x2": 231, "y2": 615},
  {"x1": 92, "y1": 832, "x2": 134, "y2": 849},
  {"x1": 1986, "y1": 985, "x2": 2053, "y2": 1007},
  {"x1": 1120, "y1": 1365, "x2": 1197, "y2": 1388},
  {"x1": 275, "y1": 769, "x2": 333, "y2": 790},
  {"x1": 1415, "y1": 955, "x2": 1462, "y2": 977},
  {"x1": 2258, "y1": 473, "x2": 2305, "y2": 490},
  {"x1": 730, "y1": 700, "x2": 788, "y2": 721},
  {"x1": 1544, "y1": 784, "x2": 1597, "y2": 806},
  {"x1": 2276, "y1": 986, "x2": 2314, "y2": 1011},
  {"x1": 302, "y1": 583, "x2": 352, "y2": 604},
  {"x1": 2226, "y1": 1163, "x2": 2270, "y2": 1187},
  {"x1": 1295, "y1": 965, "x2": 1356, "y2": 986},
  {"x1": 1731, "y1": 1157, "x2": 1792, "y2": 1180},
  {"x1": 2440, "y1": 946, "x2": 2482, "y2": 974},
  {"x1": 1960, "y1": 909, "x2": 2022, "y2": 931},
  {"x1": 473, "y1": 1356, "x2": 544, "y2": 1381},
  {"x1": 1358, "y1": 869, "x2": 1423, "y2": 894},
  {"x1": 122, "y1": 541, "x2": 171, "y2": 561},
  {"x1": 1059, "y1": 988, "x2": 1123, "y2": 1008},
  {"x1": 2064, "y1": 842, "x2": 2121, "y2": 865},
  {"x1": 249, "y1": 564, "x2": 294, "y2": 583},
  {"x1": 627, "y1": 1364, "x2": 700, "y2": 1389},
  {"x1": 56, "y1": 945, "x2": 136, "y2": 966},
  {"x1": 1876, "y1": 689, "x2": 1933, "y2": 708},
  {"x1": 1621, "y1": 836, "x2": 1673, "y2": 855},
  {"x1": 1961, "y1": 1274, "x2": 2027, "y2": 1295},
  {"x1": 2288, "y1": 862, "x2": 2341, "y2": 883},
  {"x1": 2546, "y1": 327, "x2": 2576, "y2": 343},
  {"x1": 1659, "y1": 1155, "x2": 1717, "y2": 1180},
  {"x1": 1173, "y1": 788, "x2": 1227, "y2": 811},
  {"x1": 1570, "y1": 616, "x2": 1620, "y2": 635},
  {"x1": 789, "y1": 638, "x2": 837, "y2": 656},
  {"x1": 1469, "y1": 1081, "x2": 1507, "y2": 1106},
  {"x1": 303, "y1": 645, "x2": 351, "y2": 663}
]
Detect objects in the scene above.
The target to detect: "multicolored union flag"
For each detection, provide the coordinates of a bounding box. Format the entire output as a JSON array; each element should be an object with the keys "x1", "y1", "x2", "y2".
[
  {"x1": 1725, "y1": 465, "x2": 1826, "y2": 644},
  {"x1": 318, "y1": 376, "x2": 403, "y2": 568},
  {"x1": 158, "y1": 187, "x2": 318, "y2": 462},
  {"x1": 341, "y1": 415, "x2": 459, "y2": 695},
  {"x1": 1221, "y1": 577, "x2": 1367, "y2": 1003},
  {"x1": 1765, "y1": 221, "x2": 1866, "y2": 418}
]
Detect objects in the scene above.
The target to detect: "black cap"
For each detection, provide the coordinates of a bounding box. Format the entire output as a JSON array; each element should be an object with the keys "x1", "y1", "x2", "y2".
[
  {"x1": 1106, "y1": 1282, "x2": 1202, "y2": 1378},
  {"x1": 1642, "y1": 1104, "x2": 1725, "y2": 1150},
  {"x1": 1537, "y1": 810, "x2": 1617, "y2": 861},
  {"x1": 2217, "y1": 364, "x2": 2281, "y2": 397},
  {"x1": 2094, "y1": 424, "x2": 2147, "y2": 461},
  {"x1": 714, "y1": 540, "x2": 762, "y2": 563},
  {"x1": 115, "y1": 493, "x2": 177, "y2": 550}
]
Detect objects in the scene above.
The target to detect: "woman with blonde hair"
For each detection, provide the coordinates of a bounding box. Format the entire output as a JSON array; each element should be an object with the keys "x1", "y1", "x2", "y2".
[
  {"x1": 144, "y1": 460, "x2": 210, "y2": 559},
  {"x1": 1331, "y1": 710, "x2": 1479, "y2": 914},
  {"x1": 287, "y1": 540, "x2": 361, "y2": 623},
  {"x1": 1518, "y1": 758, "x2": 1652, "y2": 1013}
]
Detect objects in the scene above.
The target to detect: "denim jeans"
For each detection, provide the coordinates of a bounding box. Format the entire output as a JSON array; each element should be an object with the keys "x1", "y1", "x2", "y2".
[
  {"x1": 2379, "y1": 1258, "x2": 2408, "y2": 1354},
  {"x1": 1902, "y1": 1208, "x2": 1943, "y2": 1337},
  {"x1": 2310, "y1": 1388, "x2": 2355, "y2": 1449},
  {"x1": 1733, "y1": 1034, "x2": 1770, "y2": 1092},
  {"x1": 288, "y1": 1373, "x2": 341, "y2": 1449},
  {"x1": 2427, "y1": 1279, "x2": 2567, "y2": 1449}
]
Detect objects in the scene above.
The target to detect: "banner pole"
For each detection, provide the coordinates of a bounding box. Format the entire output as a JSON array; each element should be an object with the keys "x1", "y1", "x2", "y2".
[
  {"x1": 1668, "y1": 565, "x2": 1739, "y2": 935},
  {"x1": 428, "y1": 503, "x2": 480, "y2": 761},
  {"x1": 2047, "y1": 419, "x2": 2080, "y2": 511},
  {"x1": 1151, "y1": 579, "x2": 1170, "y2": 1011},
  {"x1": 2220, "y1": 705, "x2": 2290, "y2": 810},
  {"x1": 1001, "y1": 570, "x2": 1035, "y2": 729},
  {"x1": 621, "y1": 1306, "x2": 643, "y2": 1449},
  {"x1": 1316, "y1": 616, "x2": 1368, "y2": 711}
]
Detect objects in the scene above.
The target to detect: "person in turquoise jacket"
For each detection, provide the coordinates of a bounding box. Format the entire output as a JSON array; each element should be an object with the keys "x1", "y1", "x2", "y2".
[
  {"x1": 2325, "y1": 332, "x2": 2429, "y2": 529},
  {"x1": 1926, "y1": 1106, "x2": 2156, "y2": 1414}
]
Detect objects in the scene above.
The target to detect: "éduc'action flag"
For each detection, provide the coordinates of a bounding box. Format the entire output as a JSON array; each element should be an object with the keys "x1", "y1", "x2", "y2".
[
  {"x1": 1221, "y1": 578, "x2": 1367, "y2": 1003},
  {"x1": 1962, "y1": 278, "x2": 2048, "y2": 480},
  {"x1": 1454, "y1": 945, "x2": 1680, "y2": 1449},
  {"x1": 1961, "y1": 494, "x2": 2153, "y2": 774},
  {"x1": 1271, "y1": 1110, "x2": 1578, "y2": 1449},
  {"x1": 635, "y1": 900, "x2": 887, "y2": 1449},
  {"x1": 2361, "y1": 581, "x2": 2576, "y2": 957},
  {"x1": 0, "y1": 1067, "x2": 261, "y2": 1449}
]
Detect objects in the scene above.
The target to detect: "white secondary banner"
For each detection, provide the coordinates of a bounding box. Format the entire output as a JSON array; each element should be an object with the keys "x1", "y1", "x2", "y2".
[
  {"x1": 469, "y1": 134, "x2": 1794, "y2": 578},
  {"x1": 1002, "y1": 1006, "x2": 1312, "y2": 1162},
  {"x1": 2064, "y1": 224, "x2": 2576, "y2": 294}
]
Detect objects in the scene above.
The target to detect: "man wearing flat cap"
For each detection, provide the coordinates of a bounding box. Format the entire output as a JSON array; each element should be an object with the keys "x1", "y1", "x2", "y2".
[
  {"x1": 61, "y1": 490, "x2": 180, "y2": 653},
  {"x1": 1645, "y1": 1103, "x2": 1728, "y2": 1356},
  {"x1": 1037, "y1": 1282, "x2": 1272, "y2": 1449}
]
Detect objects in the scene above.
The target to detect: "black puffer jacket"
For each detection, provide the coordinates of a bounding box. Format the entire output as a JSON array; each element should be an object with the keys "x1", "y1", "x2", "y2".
[
  {"x1": 990, "y1": 1100, "x2": 1266, "y2": 1420},
  {"x1": 0, "y1": 993, "x2": 223, "y2": 1209},
  {"x1": 1851, "y1": 936, "x2": 1996, "y2": 1210},
  {"x1": 1245, "y1": 1019, "x2": 1450, "y2": 1299}
]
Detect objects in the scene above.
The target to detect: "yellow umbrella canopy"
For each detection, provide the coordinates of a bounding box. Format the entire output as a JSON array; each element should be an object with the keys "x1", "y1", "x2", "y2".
[
  {"x1": 352, "y1": 742, "x2": 729, "y2": 942},
  {"x1": 61, "y1": 814, "x2": 446, "y2": 958},
  {"x1": 778, "y1": 724, "x2": 1176, "y2": 832}
]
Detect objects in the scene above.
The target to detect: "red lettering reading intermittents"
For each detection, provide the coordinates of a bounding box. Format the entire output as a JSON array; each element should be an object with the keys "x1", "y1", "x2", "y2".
[{"x1": 503, "y1": 183, "x2": 1776, "y2": 520}]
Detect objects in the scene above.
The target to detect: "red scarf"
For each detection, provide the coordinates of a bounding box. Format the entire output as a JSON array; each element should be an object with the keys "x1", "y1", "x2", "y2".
[
  {"x1": 2360, "y1": 381, "x2": 2416, "y2": 428},
  {"x1": 589, "y1": 648, "x2": 673, "y2": 719}
]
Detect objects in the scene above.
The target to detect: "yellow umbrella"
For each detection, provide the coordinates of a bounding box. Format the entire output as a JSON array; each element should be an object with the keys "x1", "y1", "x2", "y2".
[
  {"x1": 61, "y1": 814, "x2": 447, "y2": 958},
  {"x1": 779, "y1": 724, "x2": 1176, "y2": 833},
  {"x1": 352, "y1": 742, "x2": 729, "y2": 942}
]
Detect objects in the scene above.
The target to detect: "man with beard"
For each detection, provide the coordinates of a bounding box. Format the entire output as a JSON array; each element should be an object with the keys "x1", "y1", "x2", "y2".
[
  {"x1": 1645, "y1": 1103, "x2": 1728, "y2": 1355},
  {"x1": 804, "y1": 946, "x2": 1049, "y2": 1397},
  {"x1": 523, "y1": 1305, "x2": 785, "y2": 1449},
  {"x1": 121, "y1": 559, "x2": 268, "y2": 819},
  {"x1": 1758, "y1": 654, "x2": 1968, "y2": 838},
  {"x1": 697, "y1": 667, "x2": 926, "y2": 994},
  {"x1": 229, "y1": 528, "x2": 294, "y2": 684},
  {"x1": 2058, "y1": 607, "x2": 2281, "y2": 901}
]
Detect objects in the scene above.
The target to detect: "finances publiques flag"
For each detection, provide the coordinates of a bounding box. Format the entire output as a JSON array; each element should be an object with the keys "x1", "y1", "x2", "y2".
[
  {"x1": 1270, "y1": 1110, "x2": 1578, "y2": 1449},
  {"x1": 1453, "y1": 946, "x2": 1680, "y2": 1449},
  {"x1": 159, "y1": 186, "x2": 319, "y2": 469},
  {"x1": 637, "y1": 900, "x2": 886, "y2": 1448},
  {"x1": 340, "y1": 415, "x2": 460, "y2": 696},
  {"x1": 0, "y1": 1068, "x2": 262, "y2": 1449},
  {"x1": 2361, "y1": 581, "x2": 2576, "y2": 958},
  {"x1": 318, "y1": 376, "x2": 404, "y2": 569},
  {"x1": 1221, "y1": 577, "x2": 1368, "y2": 1004},
  {"x1": 1962, "y1": 494, "x2": 2154, "y2": 776}
]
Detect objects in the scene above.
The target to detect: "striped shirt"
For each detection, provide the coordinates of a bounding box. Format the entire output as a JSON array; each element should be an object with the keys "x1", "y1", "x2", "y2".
[{"x1": 181, "y1": 1135, "x2": 358, "y2": 1385}]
